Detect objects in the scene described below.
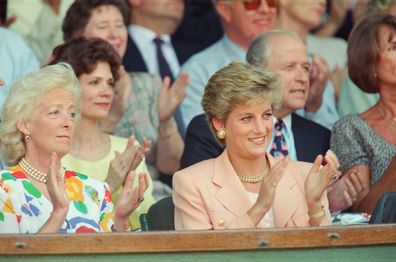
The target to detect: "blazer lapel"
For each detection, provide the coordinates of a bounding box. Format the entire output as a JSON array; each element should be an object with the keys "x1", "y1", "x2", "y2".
[
  {"x1": 271, "y1": 157, "x2": 305, "y2": 227},
  {"x1": 212, "y1": 150, "x2": 251, "y2": 216}
]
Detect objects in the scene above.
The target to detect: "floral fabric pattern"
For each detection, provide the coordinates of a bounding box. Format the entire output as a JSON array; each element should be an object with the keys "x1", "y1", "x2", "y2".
[{"x1": 0, "y1": 166, "x2": 114, "y2": 234}]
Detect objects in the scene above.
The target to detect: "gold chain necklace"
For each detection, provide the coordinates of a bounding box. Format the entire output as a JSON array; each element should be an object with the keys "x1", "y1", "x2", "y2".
[
  {"x1": 375, "y1": 104, "x2": 396, "y2": 129},
  {"x1": 237, "y1": 166, "x2": 270, "y2": 184},
  {"x1": 18, "y1": 158, "x2": 48, "y2": 183}
]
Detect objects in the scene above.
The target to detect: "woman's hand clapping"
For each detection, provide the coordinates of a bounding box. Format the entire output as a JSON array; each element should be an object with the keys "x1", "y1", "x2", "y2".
[
  {"x1": 106, "y1": 135, "x2": 147, "y2": 192},
  {"x1": 46, "y1": 152, "x2": 70, "y2": 212},
  {"x1": 158, "y1": 73, "x2": 189, "y2": 124},
  {"x1": 113, "y1": 171, "x2": 149, "y2": 231},
  {"x1": 305, "y1": 150, "x2": 340, "y2": 204}
]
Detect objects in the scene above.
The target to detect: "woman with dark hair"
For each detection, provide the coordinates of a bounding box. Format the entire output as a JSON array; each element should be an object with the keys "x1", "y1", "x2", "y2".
[
  {"x1": 50, "y1": 37, "x2": 156, "y2": 231},
  {"x1": 331, "y1": 14, "x2": 396, "y2": 213},
  {"x1": 62, "y1": 0, "x2": 188, "y2": 199}
]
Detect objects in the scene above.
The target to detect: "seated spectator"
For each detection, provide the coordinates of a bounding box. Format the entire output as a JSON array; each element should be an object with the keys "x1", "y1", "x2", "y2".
[
  {"x1": 0, "y1": 63, "x2": 147, "y2": 233},
  {"x1": 173, "y1": 61, "x2": 339, "y2": 230},
  {"x1": 0, "y1": 27, "x2": 39, "y2": 170},
  {"x1": 178, "y1": 0, "x2": 277, "y2": 135},
  {"x1": 63, "y1": 0, "x2": 188, "y2": 198},
  {"x1": 330, "y1": 14, "x2": 396, "y2": 214},
  {"x1": 0, "y1": 27, "x2": 39, "y2": 115},
  {"x1": 338, "y1": 0, "x2": 396, "y2": 116},
  {"x1": 179, "y1": 0, "x2": 330, "y2": 136},
  {"x1": 181, "y1": 30, "x2": 331, "y2": 168},
  {"x1": 50, "y1": 37, "x2": 156, "y2": 230},
  {"x1": 276, "y1": 0, "x2": 343, "y2": 129}
]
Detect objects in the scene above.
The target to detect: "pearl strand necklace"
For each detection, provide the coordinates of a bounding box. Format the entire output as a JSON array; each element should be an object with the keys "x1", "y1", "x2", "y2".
[{"x1": 18, "y1": 158, "x2": 48, "y2": 183}]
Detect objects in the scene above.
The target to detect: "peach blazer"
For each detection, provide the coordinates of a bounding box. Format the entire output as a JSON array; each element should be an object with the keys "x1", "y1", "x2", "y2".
[{"x1": 173, "y1": 150, "x2": 331, "y2": 230}]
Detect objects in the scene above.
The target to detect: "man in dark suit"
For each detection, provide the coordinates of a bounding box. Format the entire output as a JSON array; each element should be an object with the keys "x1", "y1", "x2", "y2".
[
  {"x1": 181, "y1": 30, "x2": 331, "y2": 168},
  {"x1": 123, "y1": 0, "x2": 184, "y2": 77}
]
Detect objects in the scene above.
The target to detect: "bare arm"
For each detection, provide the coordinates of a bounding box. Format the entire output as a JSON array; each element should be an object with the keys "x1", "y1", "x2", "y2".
[{"x1": 355, "y1": 155, "x2": 396, "y2": 213}]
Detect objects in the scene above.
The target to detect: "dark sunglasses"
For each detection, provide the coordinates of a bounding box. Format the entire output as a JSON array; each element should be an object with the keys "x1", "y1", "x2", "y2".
[{"x1": 243, "y1": 0, "x2": 277, "y2": 11}]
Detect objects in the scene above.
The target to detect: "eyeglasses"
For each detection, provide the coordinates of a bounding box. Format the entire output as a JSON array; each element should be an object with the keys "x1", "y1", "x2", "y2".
[{"x1": 242, "y1": 0, "x2": 277, "y2": 11}]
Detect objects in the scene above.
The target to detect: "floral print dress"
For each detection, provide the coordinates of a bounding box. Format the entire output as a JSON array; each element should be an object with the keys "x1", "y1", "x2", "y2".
[{"x1": 0, "y1": 165, "x2": 114, "y2": 234}]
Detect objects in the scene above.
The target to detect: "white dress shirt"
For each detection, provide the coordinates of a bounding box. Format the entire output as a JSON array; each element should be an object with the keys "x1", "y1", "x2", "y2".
[{"x1": 128, "y1": 25, "x2": 180, "y2": 78}]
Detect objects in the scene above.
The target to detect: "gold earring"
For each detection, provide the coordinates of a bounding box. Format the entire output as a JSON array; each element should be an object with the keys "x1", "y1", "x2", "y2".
[
  {"x1": 216, "y1": 129, "x2": 226, "y2": 139},
  {"x1": 25, "y1": 135, "x2": 31, "y2": 141}
]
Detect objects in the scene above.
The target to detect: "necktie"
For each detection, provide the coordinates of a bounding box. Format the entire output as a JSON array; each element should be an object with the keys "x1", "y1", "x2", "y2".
[
  {"x1": 153, "y1": 37, "x2": 174, "y2": 82},
  {"x1": 270, "y1": 119, "x2": 289, "y2": 158}
]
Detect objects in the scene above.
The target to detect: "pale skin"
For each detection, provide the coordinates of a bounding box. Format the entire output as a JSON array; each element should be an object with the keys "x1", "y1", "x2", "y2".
[
  {"x1": 215, "y1": 0, "x2": 276, "y2": 50},
  {"x1": 329, "y1": 25, "x2": 396, "y2": 213},
  {"x1": 264, "y1": 34, "x2": 360, "y2": 212},
  {"x1": 80, "y1": 4, "x2": 188, "y2": 174},
  {"x1": 17, "y1": 88, "x2": 148, "y2": 233},
  {"x1": 213, "y1": 101, "x2": 339, "y2": 227},
  {"x1": 276, "y1": 0, "x2": 343, "y2": 110}
]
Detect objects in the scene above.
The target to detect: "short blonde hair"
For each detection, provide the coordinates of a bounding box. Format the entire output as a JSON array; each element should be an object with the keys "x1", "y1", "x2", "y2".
[
  {"x1": 0, "y1": 63, "x2": 81, "y2": 165},
  {"x1": 201, "y1": 61, "x2": 282, "y2": 146}
]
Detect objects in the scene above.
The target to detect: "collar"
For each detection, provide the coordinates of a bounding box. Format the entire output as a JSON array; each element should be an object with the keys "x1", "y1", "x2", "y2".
[{"x1": 129, "y1": 25, "x2": 171, "y2": 44}]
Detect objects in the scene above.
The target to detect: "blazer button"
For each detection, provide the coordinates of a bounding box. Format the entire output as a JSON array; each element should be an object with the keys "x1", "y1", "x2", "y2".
[{"x1": 217, "y1": 218, "x2": 225, "y2": 227}]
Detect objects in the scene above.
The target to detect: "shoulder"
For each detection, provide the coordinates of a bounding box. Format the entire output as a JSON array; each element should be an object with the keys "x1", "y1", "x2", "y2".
[
  {"x1": 188, "y1": 114, "x2": 208, "y2": 129},
  {"x1": 65, "y1": 170, "x2": 108, "y2": 191},
  {"x1": 0, "y1": 165, "x2": 27, "y2": 184},
  {"x1": 332, "y1": 114, "x2": 363, "y2": 130},
  {"x1": 0, "y1": 28, "x2": 28, "y2": 47},
  {"x1": 181, "y1": 39, "x2": 225, "y2": 70},
  {"x1": 292, "y1": 113, "x2": 331, "y2": 134},
  {"x1": 174, "y1": 158, "x2": 215, "y2": 184}
]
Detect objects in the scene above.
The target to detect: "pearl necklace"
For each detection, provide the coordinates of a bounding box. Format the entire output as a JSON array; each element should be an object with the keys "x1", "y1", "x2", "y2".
[
  {"x1": 18, "y1": 158, "x2": 48, "y2": 183},
  {"x1": 237, "y1": 166, "x2": 270, "y2": 184}
]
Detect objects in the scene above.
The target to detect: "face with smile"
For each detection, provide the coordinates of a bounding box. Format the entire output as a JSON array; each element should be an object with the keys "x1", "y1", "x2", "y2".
[
  {"x1": 219, "y1": 0, "x2": 277, "y2": 48},
  {"x1": 265, "y1": 35, "x2": 309, "y2": 117},
  {"x1": 78, "y1": 61, "x2": 115, "y2": 121},
  {"x1": 214, "y1": 100, "x2": 273, "y2": 160},
  {"x1": 83, "y1": 5, "x2": 127, "y2": 57},
  {"x1": 21, "y1": 88, "x2": 76, "y2": 159}
]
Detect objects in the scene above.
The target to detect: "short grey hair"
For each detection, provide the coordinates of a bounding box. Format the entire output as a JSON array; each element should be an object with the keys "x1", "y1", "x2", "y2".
[
  {"x1": 0, "y1": 63, "x2": 81, "y2": 165},
  {"x1": 246, "y1": 29, "x2": 301, "y2": 67}
]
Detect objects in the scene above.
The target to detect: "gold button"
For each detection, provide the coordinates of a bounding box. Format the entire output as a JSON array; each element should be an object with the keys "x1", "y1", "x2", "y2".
[{"x1": 217, "y1": 218, "x2": 225, "y2": 227}]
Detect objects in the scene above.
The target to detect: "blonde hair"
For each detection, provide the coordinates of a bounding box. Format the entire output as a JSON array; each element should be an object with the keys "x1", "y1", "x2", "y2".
[
  {"x1": 0, "y1": 63, "x2": 81, "y2": 165},
  {"x1": 201, "y1": 61, "x2": 282, "y2": 146}
]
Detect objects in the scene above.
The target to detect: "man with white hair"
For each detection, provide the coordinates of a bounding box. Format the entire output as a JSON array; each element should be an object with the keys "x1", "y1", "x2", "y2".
[{"x1": 178, "y1": 0, "x2": 331, "y2": 134}]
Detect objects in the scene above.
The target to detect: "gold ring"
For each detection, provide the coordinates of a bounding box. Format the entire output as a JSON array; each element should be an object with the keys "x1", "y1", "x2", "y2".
[{"x1": 352, "y1": 197, "x2": 357, "y2": 203}]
